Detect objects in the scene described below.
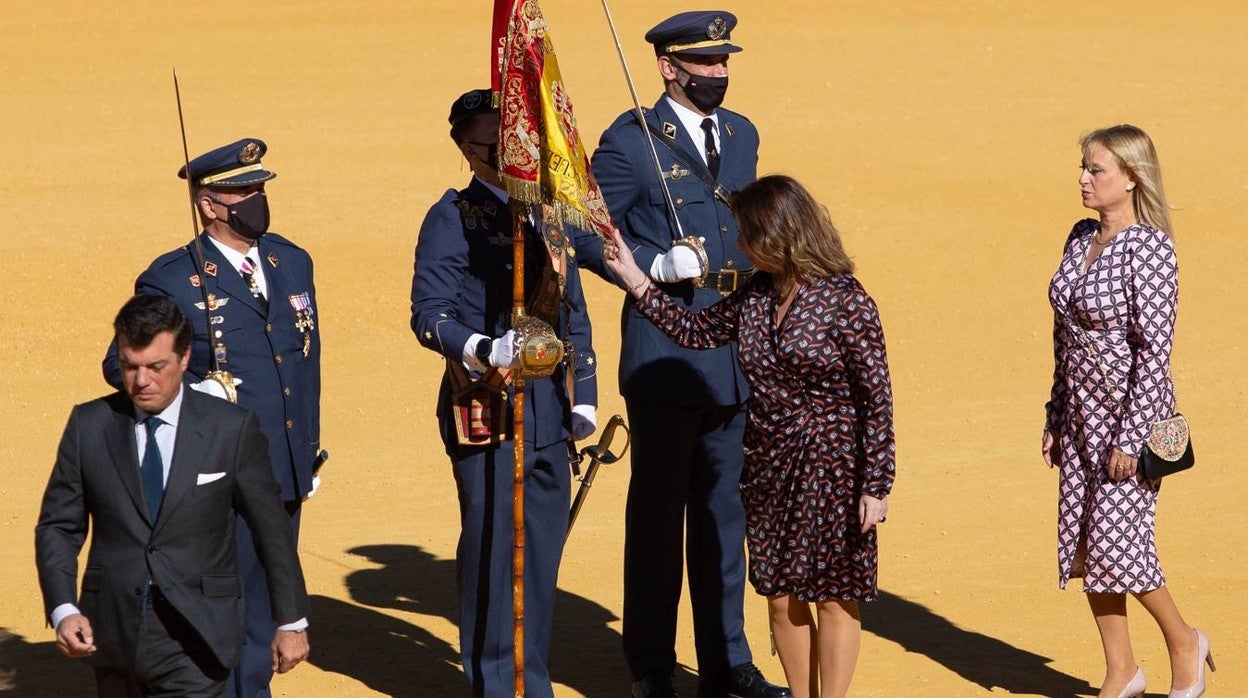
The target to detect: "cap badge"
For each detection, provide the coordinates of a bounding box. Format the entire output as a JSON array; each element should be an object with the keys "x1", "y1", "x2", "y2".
[
  {"x1": 706, "y1": 17, "x2": 727, "y2": 40},
  {"x1": 239, "y1": 142, "x2": 262, "y2": 165},
  {"x1": 463, "y1": 91, "x2": 485, "y2": 110}
]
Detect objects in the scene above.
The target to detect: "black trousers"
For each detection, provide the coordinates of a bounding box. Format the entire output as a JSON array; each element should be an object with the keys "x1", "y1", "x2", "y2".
[{"x1": 94, "y1": 587, "x2": 229, "y2": 697}]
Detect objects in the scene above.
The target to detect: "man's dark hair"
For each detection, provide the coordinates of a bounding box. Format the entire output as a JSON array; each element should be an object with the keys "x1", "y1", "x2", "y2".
[{"x1": 113, "y1": 294, "x2": 193, "y2": 354}]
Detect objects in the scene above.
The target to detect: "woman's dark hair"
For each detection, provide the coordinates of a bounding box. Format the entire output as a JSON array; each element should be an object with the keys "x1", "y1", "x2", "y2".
[
  {"x1": 731, "y1": 175, "x2": 854, "y2": 293},
  {"x1": 113, "y1": 294, "x2": 193, "y2": 353}
]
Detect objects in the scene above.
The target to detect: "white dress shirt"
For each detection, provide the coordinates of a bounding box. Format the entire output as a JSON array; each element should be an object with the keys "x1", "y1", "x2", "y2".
[
  {"x1": 207, "y1": 235, "x2": 268, "y2": 299},
  {"x1": 663, "y1": 95, "x2": 720, "y2": 164}
]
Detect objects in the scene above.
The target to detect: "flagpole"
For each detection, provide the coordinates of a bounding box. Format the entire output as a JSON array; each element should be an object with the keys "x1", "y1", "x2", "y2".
[{"x1": 511, "y1": 208, "x2": 527, "y2": 698}]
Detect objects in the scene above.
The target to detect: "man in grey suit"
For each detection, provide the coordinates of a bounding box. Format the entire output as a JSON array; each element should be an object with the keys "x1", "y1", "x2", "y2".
[{"x1": 35, "y1": 294, "x2": 310, "y2": 696}]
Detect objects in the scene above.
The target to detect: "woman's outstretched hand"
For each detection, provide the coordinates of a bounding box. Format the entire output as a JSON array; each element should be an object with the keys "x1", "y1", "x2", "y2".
[{"x1": 603, "y1": 228, "x2": 651, "y2": 298}]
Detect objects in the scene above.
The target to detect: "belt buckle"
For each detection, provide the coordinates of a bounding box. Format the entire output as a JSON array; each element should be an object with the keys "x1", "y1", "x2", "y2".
[{"x1": 715, "y1": 268, "x2": 737, "y2": 296}]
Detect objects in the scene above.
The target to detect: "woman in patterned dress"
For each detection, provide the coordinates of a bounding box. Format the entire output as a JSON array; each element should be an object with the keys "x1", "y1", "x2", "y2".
[
  {"x1": 604, "y1": 175, "x2": 895, "y2": 698},
  {"x1": 1043, "y1": 125, "x2": 1214, "y2": 698}
]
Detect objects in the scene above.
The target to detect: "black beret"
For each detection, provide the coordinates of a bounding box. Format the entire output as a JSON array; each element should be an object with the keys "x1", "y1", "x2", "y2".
[{"x1": 448, "y1": 89, "x2": 496, "y2": 130}]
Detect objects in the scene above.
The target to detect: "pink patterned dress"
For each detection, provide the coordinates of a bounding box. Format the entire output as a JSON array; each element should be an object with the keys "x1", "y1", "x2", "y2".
[
  {"x1": 1046, "y1": 219, "x2": 1178, "y2": 593},
  {"x1": 634, "y1": 273, "x2": 895, "y2": 602}
]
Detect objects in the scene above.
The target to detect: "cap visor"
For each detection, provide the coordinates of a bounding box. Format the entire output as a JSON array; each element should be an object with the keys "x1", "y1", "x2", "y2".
[
  {"x1": 204, "y1": 170, "x2": 277, "y2": 187},
  {"x1": 672, "y1": 43, "x2": 742, "y2": 55}
]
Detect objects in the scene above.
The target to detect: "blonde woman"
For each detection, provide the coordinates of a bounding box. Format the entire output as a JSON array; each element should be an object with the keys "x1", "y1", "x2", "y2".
[
  {"x1": 1042, "y1": 125, "x2": 1214, "y2": 698},
  {"x1": 605, "y1": 175, "x2": 895, "y2": 698}
]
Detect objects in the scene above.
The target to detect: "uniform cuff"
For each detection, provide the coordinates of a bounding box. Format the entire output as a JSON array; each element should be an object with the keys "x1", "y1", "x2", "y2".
[{"x1": 462, "y1": 333, "x2": 490, "y2": 373}]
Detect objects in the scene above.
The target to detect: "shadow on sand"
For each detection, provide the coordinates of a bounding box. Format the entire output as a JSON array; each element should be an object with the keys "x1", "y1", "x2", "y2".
[
  {"x1": 308, "y1": 543, "x2": 701, "y2": 697},
  {"x1": 863, "y1": 590, "x2": 1118, "y2": 697}
]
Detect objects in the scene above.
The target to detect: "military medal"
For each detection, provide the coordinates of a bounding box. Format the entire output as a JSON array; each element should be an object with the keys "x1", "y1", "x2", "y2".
[
  {"x1": 214, "y1": 342, "x2": 228, "y2": 364},
  {"x1": 289, "y1": 292, "x2": 315, "y2": 357}
]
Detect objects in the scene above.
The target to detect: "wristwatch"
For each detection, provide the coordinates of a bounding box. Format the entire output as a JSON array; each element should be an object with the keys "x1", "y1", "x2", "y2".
[{"x1": 474, "y1": 336, "x2": 493, "y2": 367}]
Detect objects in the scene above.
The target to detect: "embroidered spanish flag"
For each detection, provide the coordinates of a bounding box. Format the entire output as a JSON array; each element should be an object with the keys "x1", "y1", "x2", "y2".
[{"x1": 492, "y1": 0, "x2": 614, "y2": 241}]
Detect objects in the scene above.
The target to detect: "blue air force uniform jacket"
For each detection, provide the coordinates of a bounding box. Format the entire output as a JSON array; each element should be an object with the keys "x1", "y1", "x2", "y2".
[
  {"x1": 580, "y1": 96, "x2": 759, "y2": 406},
  {"x1": 103, "y1": 232, "x2": 321, "y2": 501},
  {"x1": 411, "y1": 178, "x2": 597, "y2": 453}
]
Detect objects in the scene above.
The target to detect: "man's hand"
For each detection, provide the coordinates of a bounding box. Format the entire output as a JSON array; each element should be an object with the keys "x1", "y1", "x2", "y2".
[
  {"x1": 191, "y1": 375, "x2": 242, "y2": 400},
  {"x1": 489, "y1": 330, "x2": 521, "y2": 369},
  {"x1": 650, "y1": 239, "x2": 707, "y2": 283},
  {"x1": 271, "y1": 629, "x2": 309, "y2": 674},
  {"x1": 571, "y1": 404, "x2": 597, "y2": 440},
  {"x1": 55, "y1": 613, "x2": 96, "y2": 659}
]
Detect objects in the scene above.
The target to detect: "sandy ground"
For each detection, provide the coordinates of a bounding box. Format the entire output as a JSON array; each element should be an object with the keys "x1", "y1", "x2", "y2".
[{"x1": 1, "y1": 2, "x2": 1245, "y2": 696}]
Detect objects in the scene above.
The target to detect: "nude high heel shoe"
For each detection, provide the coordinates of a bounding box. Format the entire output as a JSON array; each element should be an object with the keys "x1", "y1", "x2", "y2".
[
  {"x1": 1168, "y1": 628, "x2": 1215, "y2": 698},
  {"x1": 1116, "y1": 667, "x2": 1146, "y2": 698}
]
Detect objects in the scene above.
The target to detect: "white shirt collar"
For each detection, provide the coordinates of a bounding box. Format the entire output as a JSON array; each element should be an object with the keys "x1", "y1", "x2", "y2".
[
  {"x1": 134, "y1": 383, "x2": 185, "y2": 429},
  {"x1": 206, "y1": 234, "x2": 261, "y2": 274},
  {"x1": 663, "y1": 95, "x2": 719, "y2": 161}
]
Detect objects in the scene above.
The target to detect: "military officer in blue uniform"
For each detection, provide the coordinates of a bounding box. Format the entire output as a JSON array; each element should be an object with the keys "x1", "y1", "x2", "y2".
[
  {"x1": 575, "y1": 11, "x2": 788, "y2": 698},
  {"x1": 411, "y1": 89, "x2": 598, "y2": 698},
  {"x1": 103, "y1": 138, "x2": 319, "y2": 698}
]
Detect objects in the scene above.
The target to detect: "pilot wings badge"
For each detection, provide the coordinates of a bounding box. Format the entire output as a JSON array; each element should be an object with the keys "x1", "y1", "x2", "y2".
[{"x1": 194, "y1": 297, "x2": 229, "y2": 311}]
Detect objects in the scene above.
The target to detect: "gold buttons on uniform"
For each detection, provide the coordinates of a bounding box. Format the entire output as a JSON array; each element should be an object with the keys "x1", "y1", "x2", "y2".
[
  {"x1": 721, "y1": 226, "x2": 728, "y2": 232},
  {"x1": 675, "y1": 198, "x2": 684, "y2": 206},
  {"x1": 726, "y1": 260, "x2": 734, "y2": 268},
  {"x1": 275, "y1": 355, "x2": 283, "y2": 364},
  {"x1": 283, "y1": 387, "x2": 291, "y2": 396},
  {"x1": 285, "y1": 419, "x2": 293, "y2": 429},
  {"x1": 266, "y1": 323, "x2": 273, "y2": 332}
]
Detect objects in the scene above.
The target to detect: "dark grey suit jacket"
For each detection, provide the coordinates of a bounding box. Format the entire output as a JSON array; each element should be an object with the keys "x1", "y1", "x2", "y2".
[{"x1": 35, "y1": 389, "x2": 308, "y2": 669}]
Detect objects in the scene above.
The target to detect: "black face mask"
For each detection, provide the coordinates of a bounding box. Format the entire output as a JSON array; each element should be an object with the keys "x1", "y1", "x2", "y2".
[
  {"x1": 467, "y1": 141, "x2": 500, "y2": 171},
  {"x1": 215, "y1": 192, "x2": 270, "y2": 240},
  {"x1": 673, "y1": 62, "x2": 729, "y2": 113}
]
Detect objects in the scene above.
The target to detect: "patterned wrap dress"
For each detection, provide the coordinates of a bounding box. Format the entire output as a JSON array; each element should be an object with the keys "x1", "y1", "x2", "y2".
[
  {"x1": 1046, "y1": 219, "x2": 1178, "y2": 593},
  {"x1": 634, "y1": 273, "x2": 896, "y2": 602}
]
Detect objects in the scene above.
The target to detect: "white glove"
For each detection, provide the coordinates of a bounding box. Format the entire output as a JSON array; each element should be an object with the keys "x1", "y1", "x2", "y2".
[
  {"x1": 303, "y1": 475, "x2": 322, "y2": 501},
  {"x1": 571, "y1": 404, "x2": 597, "y2": 441},
  {"x1": 191, "y1": 376, "x2": 241, "y2": 400},
  {"x1": 489, "y1": 330, "x2": 521, "y2": 369},
  {"x1": 650, "y1": 238, "x2": 707, "y2": 283}
]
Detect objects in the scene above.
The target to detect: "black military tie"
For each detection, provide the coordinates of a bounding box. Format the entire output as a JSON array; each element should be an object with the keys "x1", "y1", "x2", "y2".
[
  {"x1": 141, "y1": 417, "x2": 165, "y2": 522},
  {"x1": 700, "y1": 117, "x2": 720, "y2": 180},
  {"x1": 241, "y1": 256, "x2": 269, "y2": 314}
]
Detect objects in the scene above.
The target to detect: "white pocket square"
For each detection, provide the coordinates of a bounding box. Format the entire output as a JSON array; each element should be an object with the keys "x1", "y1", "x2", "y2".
[{"x1": 196, "y1": 472, "x2": 227, "y2": 485}]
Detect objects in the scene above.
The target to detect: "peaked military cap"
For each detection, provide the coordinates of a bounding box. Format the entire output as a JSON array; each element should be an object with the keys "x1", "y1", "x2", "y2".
[
  {"x1": 645, "y1": 10, "x2": 742, "y2": 56},
  {"x1": 178, "y1": 138, "x2": 276, "y2": 187}
]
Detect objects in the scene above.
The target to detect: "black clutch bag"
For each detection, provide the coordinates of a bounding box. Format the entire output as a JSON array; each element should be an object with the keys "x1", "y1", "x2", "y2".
[{"x1": 1138, "y1": 414, "x2": 1195, "y2": 479}]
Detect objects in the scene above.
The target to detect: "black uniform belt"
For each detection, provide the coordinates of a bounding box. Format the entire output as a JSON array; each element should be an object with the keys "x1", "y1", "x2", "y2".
[{"x1": 705, "y1": 268, "x2": 754, "y2": 295}]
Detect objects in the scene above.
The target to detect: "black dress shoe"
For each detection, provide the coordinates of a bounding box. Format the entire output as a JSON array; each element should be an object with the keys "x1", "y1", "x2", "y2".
[
  {"x1": 632, "y1": 674, "x2": 680, "y2": 698},
  {"x1": 697, "y1": 662, "x2": 791, "y2": 698}
]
